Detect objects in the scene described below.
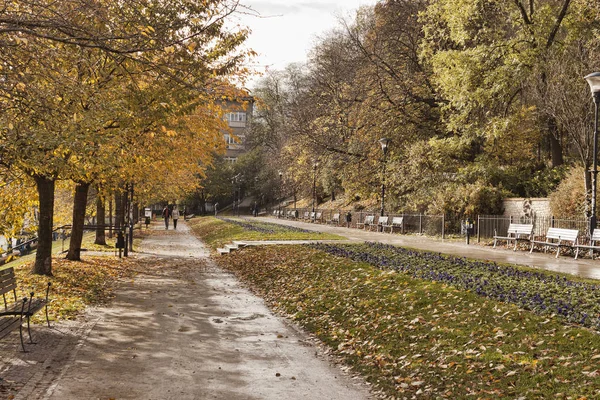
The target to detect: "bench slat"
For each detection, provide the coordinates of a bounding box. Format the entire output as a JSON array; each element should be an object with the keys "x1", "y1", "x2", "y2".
[{"x1": 0, "y1": 317, "x2": 22, "y2": 340}]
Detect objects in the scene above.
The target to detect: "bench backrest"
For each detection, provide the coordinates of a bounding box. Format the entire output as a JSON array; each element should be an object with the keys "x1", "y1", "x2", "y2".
[
  {"x1": 316, "y1": 212, "x2": 322, "y2": 219},
  {"x1": 0, "y1": 267, "x2": 17, "y2": 304},
  {"x1": 507, "y1": 223, "x2": 534, "y2": 236},
  {"x1": 364, "y1": 215, "x2": 375, "y2": 224},
  {"x1": 546, "y1": 227, "x2": 578, "y2": 242},
  {"x1": 304, "y1": 212, "x2": 309, "y2": 218},
  {"x1": 591, "y1": 229, "x2": 600, "y2": 242},
  {"x1": 392, "y1": 217, "x2": 403, "y2": 226},
  {"x1": 378, "y1": 216, "x2": 389, "y2": 225},
  {"x1": 332, "y1": 213, "x2": 340, "y2": 221}
]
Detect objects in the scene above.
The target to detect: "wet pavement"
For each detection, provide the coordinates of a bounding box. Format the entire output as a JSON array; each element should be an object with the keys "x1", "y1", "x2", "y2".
[{"x1": 257, "y1": 217, "x2": 600, "y2": 280}]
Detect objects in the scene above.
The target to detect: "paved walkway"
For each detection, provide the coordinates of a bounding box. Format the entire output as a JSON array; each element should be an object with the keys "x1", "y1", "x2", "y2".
[
  {"x1": 4, "y1": 221, "x2": 372, "y2": 400},
  {"x1": 259, "y1": 217, "x2": 600, "y2": 280}
]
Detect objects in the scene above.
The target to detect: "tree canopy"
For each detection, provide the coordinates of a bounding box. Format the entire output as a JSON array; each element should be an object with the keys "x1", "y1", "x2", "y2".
[{"x1": 248, "y1": 0, "x2": 600, "y2": 220}]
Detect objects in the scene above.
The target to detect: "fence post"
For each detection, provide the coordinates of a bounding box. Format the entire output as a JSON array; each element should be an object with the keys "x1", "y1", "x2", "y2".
[
  {"x1": 402, "y1": 212, "x2": 405, "y2": 234},
  {"x1": 442, "y1": 214, "x2": 445, "y2": 239},
  {"x1": 477, "y1": 215, "x2": 480, "y2": 243},
  {"x1": 419, "y1": 214, "x2": 423, "y2": 235},
  {"x1": 551, "y1": 215, "x2": 555, "y2": 228}
]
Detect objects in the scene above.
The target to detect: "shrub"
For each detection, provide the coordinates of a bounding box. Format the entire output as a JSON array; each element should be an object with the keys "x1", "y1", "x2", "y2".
[{"x1": 549, "y1": 166, "x2": 587, "y2": 218}]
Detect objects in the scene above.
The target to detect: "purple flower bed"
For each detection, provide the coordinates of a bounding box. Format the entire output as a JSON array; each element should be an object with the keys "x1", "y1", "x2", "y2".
[{"x1": 309, "y1": 242, "x2": 600, "y2": 330}]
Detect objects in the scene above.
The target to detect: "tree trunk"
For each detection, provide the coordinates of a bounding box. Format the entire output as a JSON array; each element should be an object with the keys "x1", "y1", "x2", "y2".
[
  {"x1": 95, "y1": 195, "x2": 107, "y2": 245},
  {"x1": 115, "y1": 191, "x2": 123, "y2": 231},
  {"x1": 108, "y1": 196, "x2": 113, "y2": 238},
  {"x1": 33, "y1": 175, "x2": 55, "y2": 276},
  {"x1": 548, "y1": 119, "x2": 564, "y2": 167},
  {"x1": 66, "y1": 182, "x2": 90, "y2": 261}
]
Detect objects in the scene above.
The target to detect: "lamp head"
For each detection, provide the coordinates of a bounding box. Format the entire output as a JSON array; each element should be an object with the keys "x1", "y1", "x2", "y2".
[
  {"x1": 379, "y1": 137, "x2": 390, "y2": 152},
  {"x1": 585, "y1": 72, "x2": 600, "y2": 99}
]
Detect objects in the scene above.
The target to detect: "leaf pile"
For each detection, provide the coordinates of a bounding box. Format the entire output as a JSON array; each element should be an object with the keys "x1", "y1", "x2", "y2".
[
  {"x1": 311, "y1": 242, "x2": 600, "y2": 330},
  {"x1": 188, "y1": 216, "x2": 343, "y2": 249},
  {"x1": 217, "y1": 244, "x2": 600, "y2": 399},
  {"x1": 11, "y1": 256, "x2": 137, "y2": 322}
]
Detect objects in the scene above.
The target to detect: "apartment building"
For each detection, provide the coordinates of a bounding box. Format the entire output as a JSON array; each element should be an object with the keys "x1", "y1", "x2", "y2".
[{"x1": 222, "y1": 97, "x2": 253, "y2": 163}]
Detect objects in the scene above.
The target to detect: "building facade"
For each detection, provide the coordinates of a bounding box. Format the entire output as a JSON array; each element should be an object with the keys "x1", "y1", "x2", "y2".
[{"x1": 222, "y1": 97, "x2": 253, "y2": 163}]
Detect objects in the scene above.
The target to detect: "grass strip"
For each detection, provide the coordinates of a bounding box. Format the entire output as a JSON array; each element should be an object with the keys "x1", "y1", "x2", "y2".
[
  {"x1": 311, "y1": 242, "x2": 600, "y2": 330},
  {"x1": 187, "y1": 216, "x2": 344, "y2": 249},
  {"x1": 216, "y1": 244, "x2": 600, "y2": 399}
]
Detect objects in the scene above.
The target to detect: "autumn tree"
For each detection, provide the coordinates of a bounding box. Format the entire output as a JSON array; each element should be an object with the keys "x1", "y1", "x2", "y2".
[{"x1": 0, "y1": 0, "x2": 252, "y2": 274}]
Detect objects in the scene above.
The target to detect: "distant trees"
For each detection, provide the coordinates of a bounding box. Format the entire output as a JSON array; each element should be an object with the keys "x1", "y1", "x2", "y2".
[{"x1": 249, "y1": 0, "x2": 600, "y2": 220}]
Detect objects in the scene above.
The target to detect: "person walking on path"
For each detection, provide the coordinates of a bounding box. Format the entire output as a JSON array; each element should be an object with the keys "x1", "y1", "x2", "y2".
[
  {"x1": 162, "y1": 205, "x2": 170, "y2": 230},
  {"x1": 214, "y1": 202, "x2": 219, "y2": 216},
  {"x1": 172, "y1": 205, "x2": 180, "y2": 230}
]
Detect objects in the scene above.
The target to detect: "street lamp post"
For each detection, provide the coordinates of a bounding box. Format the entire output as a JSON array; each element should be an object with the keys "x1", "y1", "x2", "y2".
[
  {"x1": 312, "y1": 162, "x2": 318, "y2": 222},
  {"x1": 379, "y1": 138, "x2": 390, "y2": 232},
  {"x1": 278, "y1": 171, "x2": 283, "y2": 218},
  {"x1": 585, "y1": 73, "x2": 600, "y2": 235}
]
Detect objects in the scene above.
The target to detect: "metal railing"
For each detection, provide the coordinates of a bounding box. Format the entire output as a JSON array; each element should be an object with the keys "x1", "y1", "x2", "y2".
[
  {"x1": 274, "y1": 207, "x2": 446, "y2": 237},
  {"x1": 271, "y1": 208, "x2": 593, "y2": 243},
  {"x1": 476, "y1": 215, "x2": 589, "y2": 243}
]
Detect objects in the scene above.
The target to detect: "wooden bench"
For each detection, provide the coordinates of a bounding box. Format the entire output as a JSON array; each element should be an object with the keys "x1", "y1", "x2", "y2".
[
  {"x1": 303, "y1": 211, "x2": 310, "y2": 221},
  {"x1": 184, "y1": 214, "x2": 195, "y2": 221},
  {"x1": 377, "y1": 216, "x2": 389, "y2": 232},
  {"x1": 314, "y1": 212, "x2": 322, "y2": 222},
  {"x1": 530, "y1": 227, "x2": 579, "y2": 258},
  {"x1": 326, "y1": 213, "x2": 340, "y2": 225},
  {"x1": 493, "y1": 223, "x2": 534, "y2": 251},
  {"x1": 574, "y1": 229, "x2": 600, "y2": 259},
  {"x1": 384, "y1": 217, "x2": 404, "y2": 233},
  {"x1": 356, "y1": 215, "x2": 375, "y2": 231},
  {"x1": 0, "y1": 267, "x2": 51, "y2": 351}
]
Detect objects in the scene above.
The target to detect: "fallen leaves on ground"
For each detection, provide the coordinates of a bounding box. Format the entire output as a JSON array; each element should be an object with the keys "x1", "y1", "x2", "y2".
[
  {"x1": 216, "y1": 244, "x2": 600, "y2": 399},
  {"x1": 14, "y1": 256, "x2": 138, "y2": 322}
]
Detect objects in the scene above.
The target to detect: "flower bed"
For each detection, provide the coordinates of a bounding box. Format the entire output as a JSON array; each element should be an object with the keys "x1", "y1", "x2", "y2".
[{"x1": 310, "y1": 242, "x2": 600, "y2": 330}]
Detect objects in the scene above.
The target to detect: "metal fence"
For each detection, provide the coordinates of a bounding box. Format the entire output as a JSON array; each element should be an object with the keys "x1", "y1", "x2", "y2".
[
  {"x1": 276, "y1": 207, "x2": 446, "y2": 237},
  {"x1": 477, "y1": 215, "x2": 589, "y2": 242},
  {"x1": 272, "y1": 207, "x2": 592, "y2": 242}
]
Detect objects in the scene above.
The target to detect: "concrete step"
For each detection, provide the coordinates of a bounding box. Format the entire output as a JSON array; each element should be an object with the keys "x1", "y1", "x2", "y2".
[{"x1": 218, "y1": 242, "x2": 248, "y2": 255}]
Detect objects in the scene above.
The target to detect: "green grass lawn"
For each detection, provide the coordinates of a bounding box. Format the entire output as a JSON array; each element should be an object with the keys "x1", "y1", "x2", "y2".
[
  {"x1": 187, "y1": 216, "x2": 346, "y2": 249},
  {"x1": 190, "y1": 219, "x2": 600, "y2": 398}
]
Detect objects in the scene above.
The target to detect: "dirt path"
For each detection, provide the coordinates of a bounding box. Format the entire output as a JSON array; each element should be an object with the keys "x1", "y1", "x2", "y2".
[{"x1": 3, "y1": 221, "x2": 373, "y2": 399}]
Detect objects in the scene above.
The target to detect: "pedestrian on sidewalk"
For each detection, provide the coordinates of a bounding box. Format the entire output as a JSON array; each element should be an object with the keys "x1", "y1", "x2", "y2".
[
  {"x1": 172, "y1": 205, "x2": 180, "y2": 230},
  {"x1": 162, "y1": 205, "x2": 170, "y2": 230},
  {"x1": 214, "y1": 202, "x2": 219, "y2": 216}
]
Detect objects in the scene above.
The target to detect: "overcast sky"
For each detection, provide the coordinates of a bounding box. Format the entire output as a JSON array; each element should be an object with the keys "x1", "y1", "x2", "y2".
[{"x1": 235, "y1": 0, "x2": 380, "y2": 88}]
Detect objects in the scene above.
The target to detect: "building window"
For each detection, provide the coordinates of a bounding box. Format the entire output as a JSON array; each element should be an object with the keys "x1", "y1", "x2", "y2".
[
  {"x1": 223, "y1": 134, "x2": 238, "y2": 145},
  {"x1": 224, "y1": 157, "x2": 237, "y2": 163},
  {"x1": 225, "y1": 112, "x2": 246, "y2": 122}
]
